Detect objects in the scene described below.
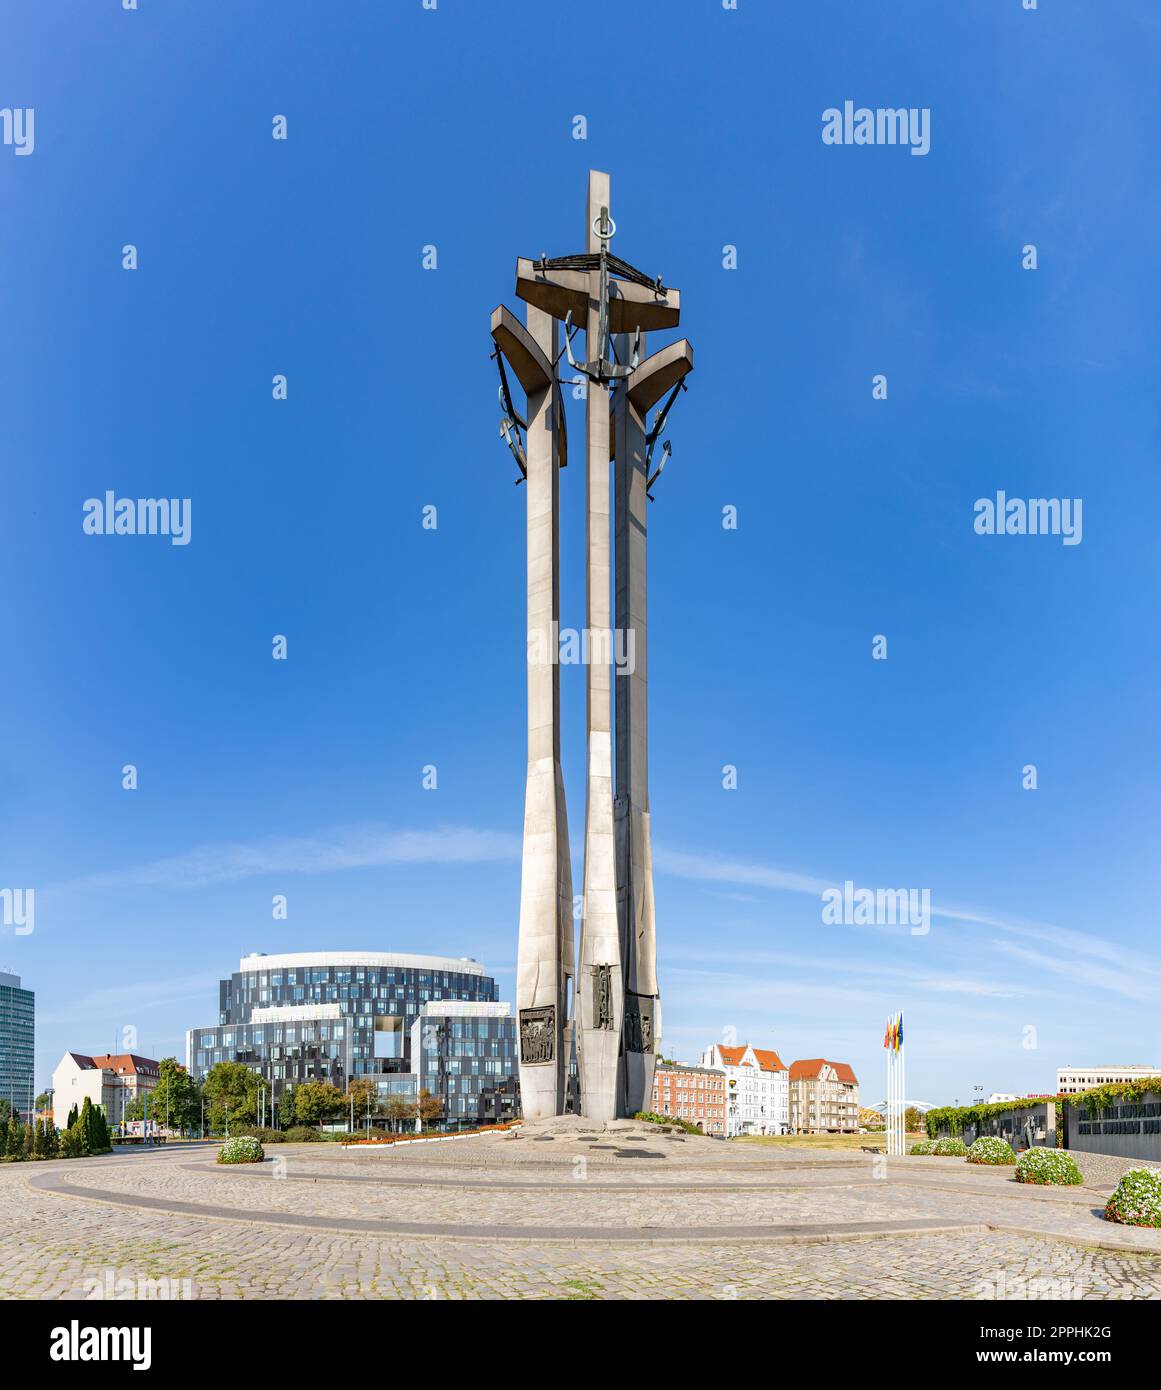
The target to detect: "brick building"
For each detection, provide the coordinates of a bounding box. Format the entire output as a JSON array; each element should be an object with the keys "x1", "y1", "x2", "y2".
[{"x1": 651, "y1": 1062, "x2": 727, "y2": 1135}]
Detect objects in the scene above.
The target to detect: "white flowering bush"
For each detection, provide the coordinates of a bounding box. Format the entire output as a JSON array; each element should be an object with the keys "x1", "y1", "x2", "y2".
[
  {"x1": 217, "y1": 1135, "x2": 264, "y2": 1165},
  {"x1": 967, "y1": 1136, "x2": 1016, "y2": 1166},
  {"x1": 908, "y1": 1140, "x2": 933, "y2": 1155},
  {"x1": 932, "y1": 1136, "x2": 968, "y2": 1156},
  {"x1": 1015, "y1": 1147, "x2": 1082, "y2": 1186},
  {"x1": 1104, "y1": 1167, "x2": 1161, "y2": 1227}
]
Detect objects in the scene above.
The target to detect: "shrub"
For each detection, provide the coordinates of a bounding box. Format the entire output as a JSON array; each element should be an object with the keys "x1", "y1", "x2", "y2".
[
  {"x1": 932, "y1": 1136, "x2": 968, "y2": 1156},
  {"x1": 283, "y1": 1126, "x2": 321, "y2": 1143},
  {"x1": 633, "y1": 1111, "x2": 704, "y2": 1136},
  {"x1": 217, "y1": 1135, "x2": 264, "y2": 1164},
  {"x1": 61, "y1": 1124, "x2": 87, "y2": 1158},
  {"x1": 1104, "y1": 1167, "x2": 1161, "y2": 1227},
  {"x1": 235, "y1": 1126, "x2": 285, "y2": 1144},
  {"x1": 908, "y1": 1140, "x2": 933, "y2": 1155},
  {"x1": 967, "y1": 1136, "x2": 1016, "y2": 1166},
  {"x1": 1015, "y1": 1147, "x2": 1082, "y2": 1186}
]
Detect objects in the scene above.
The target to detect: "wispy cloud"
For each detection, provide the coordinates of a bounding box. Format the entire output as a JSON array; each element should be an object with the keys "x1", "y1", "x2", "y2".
[
  {"x1": 50, "y1": 823, "x2": 522, "y2": 894},
  {"x1": 37, "y1": 972, "x2": 218, "y2": 1025},
  {"x1": 654, "y1": 845, "x2": 1161, "y2": 1003},
  {"x1": 661, "y1": 947, "x2": 1028, "y2": 1001},
  {"x1": 653, "y1": 847, "x2": 832, "y2": 897}
]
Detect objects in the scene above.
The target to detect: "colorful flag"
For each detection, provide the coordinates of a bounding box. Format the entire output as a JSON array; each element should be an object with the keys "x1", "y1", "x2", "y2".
[
  {"x1": 883, "y1": 1020, "x2": 890, "y2": 1049},
  {"x1": 897, "y1": 1012, "x2": 903, "y2": 1051}
]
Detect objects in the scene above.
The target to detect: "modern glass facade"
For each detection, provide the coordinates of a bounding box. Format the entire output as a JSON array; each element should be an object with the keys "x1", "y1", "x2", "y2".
[
  {"x1": 0, "y1": 971, "x2": 35, "y2": 1118},
  {"x1": 186, "y1": 951, "x2": 517, "y2": 1125},
  {"x1": 411, "y1": 1002, "x2": 519, "y2": 1130}
]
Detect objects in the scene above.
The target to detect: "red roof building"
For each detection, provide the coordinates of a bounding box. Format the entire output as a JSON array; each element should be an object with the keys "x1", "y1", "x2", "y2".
[{"x1": 788, "y1": 1059, "x2": 860, "y2": 1133}]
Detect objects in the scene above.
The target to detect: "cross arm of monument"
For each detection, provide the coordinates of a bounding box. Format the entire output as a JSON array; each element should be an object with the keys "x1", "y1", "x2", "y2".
[
  {"x1": 515, "y1": 258, "x2": 681, "y2": 334},
  {"x1": 628, "y1": 339, "x2": 693, "y2": 414},
  {"x1": 489, "y1": 304, "x2": 568, "y2": 476}
]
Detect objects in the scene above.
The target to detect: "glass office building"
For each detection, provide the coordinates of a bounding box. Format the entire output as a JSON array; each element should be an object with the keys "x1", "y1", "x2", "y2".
[
  {"x1": 411, "y1": 1001, "x2": 519, "y2": 1129},
  {"x1": 0, "y1": 971, "x2": 35, "y2": 1119},
  {"x1": 186, "y1": 951, "x2": 518, "y2": 1127}
]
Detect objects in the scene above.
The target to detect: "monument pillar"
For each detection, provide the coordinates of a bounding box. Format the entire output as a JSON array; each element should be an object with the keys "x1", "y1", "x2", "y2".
[
  {"x1": 491, "y1": 303, "x2": 573, "y2": 1117},
  {"x1": 576, "y1": 170, "x2": 623, "y2": 1123}
]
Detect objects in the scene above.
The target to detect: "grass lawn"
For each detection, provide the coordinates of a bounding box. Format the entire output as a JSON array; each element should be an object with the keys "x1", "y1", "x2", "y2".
[{"x1": 733, "y1": 1132, "x2": 928, "y2": 1152}]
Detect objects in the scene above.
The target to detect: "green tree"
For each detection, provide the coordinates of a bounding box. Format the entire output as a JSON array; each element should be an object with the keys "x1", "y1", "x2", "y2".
[
  {"x1": 34, "y1": 1092, "x2": 50, "y2": 1111},
  {"x1": 79, "y1": 1097, "x2": 97, "y2": 1154},
  {"x1": 66, "y1": 1104, "x2": 78, "y2": 1130},
  {"x1": 6, "y1": 1116, "x2": 25, "y2": 1160},
  {"x1": 201, "y1": 1061, "x2": 263, "y2": 1134},
  {"x1": 41, "y1": 1119, "x2": 59, "y2": 1159},
  {"x1": 149, "y1": 1059, "x2": 200, "y2": 1136},
  {"x1": 278, "y1": 1084, "x2": 297, "y2": 1131},
  {"x1": 294, "y1": 1081, "x2": 346, "y2": 1127}
]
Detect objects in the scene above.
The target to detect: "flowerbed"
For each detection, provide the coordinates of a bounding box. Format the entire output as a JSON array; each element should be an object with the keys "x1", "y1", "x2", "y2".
[
  {"x1": 1015, "y1": 1147, "x2": 1082, "y2": 1185},
  {"x1": 908, "y1": 1140, "x2": 933, "y2": 1155},
  {"x1": 1104, "y1": 1167, "x2": 1161, "y2": 1226},
  {"x1": 967, "y1": 1136, "x2": 1016, "y2": 1166},
  {"x1": 217, "y1": 1135, "x2": 264, "y2": 1165},
  {"x1": 931, "y1": 1136, "x2": 968, "y2": 1156}
]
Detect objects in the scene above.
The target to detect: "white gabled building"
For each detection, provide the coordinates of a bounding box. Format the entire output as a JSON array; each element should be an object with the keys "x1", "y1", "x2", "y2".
[
  {"x1": 699, "y1": 1043, "x2": 789, "y2": 1136},
  {"x1": 51, "y1": 1051, "x2": 161, "y2": 1130}
]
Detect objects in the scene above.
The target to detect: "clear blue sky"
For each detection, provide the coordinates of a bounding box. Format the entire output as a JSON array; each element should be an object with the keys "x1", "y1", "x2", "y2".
[{"x1": 2, "y1": 1, "x2": 1158, "y2": 1107}]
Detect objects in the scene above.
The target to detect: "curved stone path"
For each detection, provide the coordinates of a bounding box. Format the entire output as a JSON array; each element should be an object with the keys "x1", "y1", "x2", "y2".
[{"x1": 5, "y1": 1136, "x2": 1161, "y2": 1299}]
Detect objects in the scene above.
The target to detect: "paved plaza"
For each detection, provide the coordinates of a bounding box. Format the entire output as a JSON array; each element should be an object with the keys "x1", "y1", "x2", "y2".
[{"x1": 4, "y1": 1129, "x2": 1161, "y2": 1299}]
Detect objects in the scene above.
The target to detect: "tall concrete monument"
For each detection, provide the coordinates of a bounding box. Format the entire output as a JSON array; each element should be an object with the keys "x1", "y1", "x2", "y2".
[{"x1": 491, "y1": 170, "x2": 692, "y2": 1120}]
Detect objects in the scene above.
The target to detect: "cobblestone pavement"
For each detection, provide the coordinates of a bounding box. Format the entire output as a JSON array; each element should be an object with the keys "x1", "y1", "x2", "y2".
[{"x1": 4, "y1": 1140, "x2": 1161, "y2": 1300}]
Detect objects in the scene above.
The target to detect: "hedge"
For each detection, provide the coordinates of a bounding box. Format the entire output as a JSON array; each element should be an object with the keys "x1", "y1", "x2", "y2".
[{"x1": 926, "y1": 1076, "x2": 1161, "y2": 1143}]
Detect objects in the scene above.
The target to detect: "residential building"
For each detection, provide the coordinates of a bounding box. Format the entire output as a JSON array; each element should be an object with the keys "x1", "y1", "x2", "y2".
[
  {"x1": 51, "y1": 1052, "x2": 160, "y2": 1129},
  {"x1": 788, "y1": 1059, "x2": 860, "y2": 1133},
  {"x1": 410, "y1": 1000, "x2": 518, "y2": 1131},
  {"x1": 1056, "y1": 1066, "x2": 1161, "y2": 1096},
  {"x1": 186, "y1": 951, "x2": 515, "y2": 1124},
  {"x1": 651, "y1": 1062, "x2": 727, "y2": 1135},
  {"x1": 0, "y1": 971, "x2": 34, "y2": 1119},
  {"x1": 699, "y1": 1043, "x2": 789, "y2": 1136}
]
